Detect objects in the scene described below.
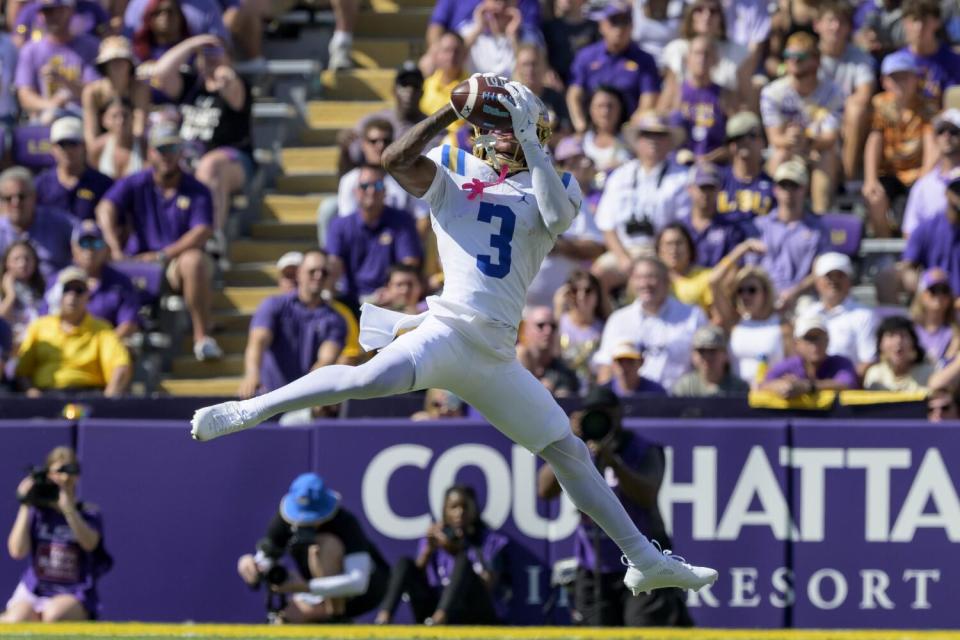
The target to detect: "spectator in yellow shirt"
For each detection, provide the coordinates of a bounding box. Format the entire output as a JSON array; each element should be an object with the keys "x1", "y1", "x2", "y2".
[
  {"x1": 15, "y1": 267, "x2": 131, "y2": 397},
  {"x1": 419, "y1": 31, "x2": 469, "y2": 146}
]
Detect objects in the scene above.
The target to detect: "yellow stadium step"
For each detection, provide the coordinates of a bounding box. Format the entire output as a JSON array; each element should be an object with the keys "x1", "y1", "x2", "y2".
[
  {"x1": 280, "y1": 146, "x2": 338, "y2": 174},
  {"x1": 182, "y1": 332, "x2": 249, "y2": 355},
  {"x1": 213, "y1": 310, "x2": 254, "y2": 333},
  {"x1": 213, "y1": 287, "x2": 278, "y2": 313},
  {"x1": 251, "y1": 221, "x2": 317, "y2": 241},
  {"x1": 160, "y1": 376, "x2": 242, "y2": 396},
  {"x1": 321, "y1": 69, "x2": 395, "y2": 101},
  {"x1": 307, "y1": 100, "x2": 390, "y2": 129},
  {"x1": 352, "y1": 38, "x2": 424, "y2": 69},
  {"x1": 172, "y1": 354, "x2": 244, "y2": 378},
  {"x1": 223, "y1": 262, "x2": 281, "y2": 287},
  {"x1": 275, "y1": 173, "x2": 339, "y2": 193},
  {"x1": 229, "y1": 240, "x2": 316, "y2": 263},
  {"x1": 355, "y1": 8, "x2": 430, "y2": 38},
  {"x1": 263, "y1": 194, "x2": 325, "y2": 223},
  {"x1": 370, "y1": 0, "x2": 435, "y2": 11}
]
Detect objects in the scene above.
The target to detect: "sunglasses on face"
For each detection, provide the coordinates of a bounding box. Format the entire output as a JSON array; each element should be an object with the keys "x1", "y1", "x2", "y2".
[
  {"x1": 77, "y1": 237, "x2": 106, "y2": 250},
  {"x1": 52, "y1": 463, "x2": 80, "y2": 475},
  {"x1": 936, "y1": 125, "x2": 960, "y2": 137},
  {"x1": 777, "y1": 180, "x2": 802, "y2": 190},
  {"x1": 607, "y1": 14, "x2": 632, "y2": 27},
  {"x1": 737, "y1": 285, "x2": 759, "y2": 296},
  {"x1": 801, "y1": 332, "x2": 827, "y2": 343},
  {"x1": 63, "y1": 282, "x2": 88, "y2": 295},
  {"x1": 783, "y1": 51, "x2": 813, "y2": 62},
  {"x1": 155, "y1": 144, "x2": 181, "y2": 155},
  {"x1": 535, "y1": 321, "x2": 557, "y2": 331},
  {"x1": 358, "y1": 180, "x2": 385, "y2": 192},
  {"x1": 731, "y1": 131, "x2": 760, "y2": 144},
  {"x1": 0, "y1": 192, "x2": 28, "y2": 204},
  {"x1": 927, "y1": 284, "x2": 952, "y2": 296}
]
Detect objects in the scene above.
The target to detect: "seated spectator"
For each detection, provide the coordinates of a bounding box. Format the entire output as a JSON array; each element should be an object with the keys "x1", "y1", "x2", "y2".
[
  {"x1": 759, "y1": 314, "x2": 858, "y2": 398},
  {"x1": 410, "y1": 388, "x2": 466, "y2": 421},
  {"x1": 326, "y1": 164, "x2": 422, "y2": 306},
  {"x1": 34, "y1": 117, "x2": 113, "y2": 221},
  {"x1": 901, "y1": 168, "x2": 960, "y2": 297},
  {"x1": 542, "y1": 0, "x2": 599, "y2": 86},
  {"x1": 376, "y1": 264, "x2": 424, "y2": 314},
  {"x1": 566, "y1": 1, "x2": 660, "y2": 134},
  {"x1": 276, "y1": 251, "x2": 302, "y2": 294},
  {"x1": 902, "y1": 109, "x2": 960, "y2": 237},
  {"x1": 419, "y1": 31, "x2": 469, "y2": 145},
  {"x1": 517, "y1": 305, "x2": 580, "y2": 398},
  {"x1": 15, "y1": 267, "x2": 131, "y2": 396},
  {"x1": 656, "y1": 222, "x2": 712, "y2": 312},
  {"x1": 594, "y1": 113, "x2": 689, "y2": 278},
  {"x1": 672, "y1": 325, "x2": 749, "y2": 396},
  {"x1": 96, "y1": 122, "x2": 222, "y2": 361},
  {"x1": 459, "y1": 0, "x2": 536, "y2": 78},
  {"x1": 594, "y1": 257, "x2": 706, "y2": 390},
  {"x1": 81, "y1": 36, "x2": 150, "y2": 158},
  {"x1": 239, "y1": 250, "x2": 346, "y2": 400},
  {"x1": 236, "y1": 473, "x2": 390, "y2": 623},
  {"x1": 863, "y1": 51, "x2": 937, "y2": 237},
  {"x1": 764, "y1": 0, "x2": 818, "y2": 80},
  {"x1": 712, "y1": 263, "x2": 789, "y2": 386},
  {"x1": 910, "y1": 268, "x2": 960, "y2": 367},
  {"x1": 717, "y1": 112, "x2": 775, "y2": 224},
  {"x1": 580, "y1": 86, "x2": 632, "y2": 173},
  {"x1": 0, "y1": 240, "x2": 46, "y2": 348},
  {"x1": 375, "y1": 484, "x2": 508, "y2": 625},
  {"x1": 864, "y1": 315, "x2": 933, "y2": 392},
  {"x1": 814, "y1": 0, "x2": 876, "y2": 180},
  {"x1": 803, "y1": 253, "x2": 877, "y2": 376},
  {"x1": 895, "y1": 0, "x2": 960, "y2": 107},
  {"x1": 760, "y1": 32, "x2": 844, "y2": 213},
  {"x1": 926, "y1": 388, "x2": 959, "y2": 422},
  {"x1": 127, "y1": 0, "x2": 231, "y2": 61},
  {"x1": 745, "y1": 160, "x2": 828, "y2": 309},
  {"x1": 12, "y1": 0, "x2": 110, "y2": 48},
  {"x1": 90, "y1": 97, "x2": 145, "y2": 179},
  {"x1": 607, "y1": 341, "x2": 667, "y2": 397},
  {"x1": 0, "y1": 166, "x2": 75, "y2": 281},
  {"x1": 666, "y1": 35, "x2": 733, "y2": 162},
  {"x1": 680, "y1": 162, "x2": 743, "y2": 267},
  {"x1": 512, "y1": 43, "x2": 570, "y2": 135},
  {"x1": 46, "y1": 220, "x2": 140, "y2": 339},
  {"x1": 151, "y1": 35, "x2": 254, "y2": 239},
  {"x1": 554, "y1": 270, "x2": 610, "y2": 389},
  {"x1": 14, "y1": 0, "x2": 100, "y2": 123}
]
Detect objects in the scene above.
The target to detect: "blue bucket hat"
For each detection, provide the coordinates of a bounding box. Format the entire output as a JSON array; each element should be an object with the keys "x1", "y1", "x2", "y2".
[{"x1": 280, "y1": 473, "x2": 341, "y2": 525}]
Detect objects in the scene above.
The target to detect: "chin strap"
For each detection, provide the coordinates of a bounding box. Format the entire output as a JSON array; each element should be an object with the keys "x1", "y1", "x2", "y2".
[{"x1": 461, "y1": 165, "x2": 509, "y2": 201}]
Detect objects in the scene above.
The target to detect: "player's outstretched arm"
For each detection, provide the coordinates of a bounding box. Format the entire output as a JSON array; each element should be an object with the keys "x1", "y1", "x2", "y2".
[{"x1": 382, "y1": 104, "x2": 459, "y2": 198}]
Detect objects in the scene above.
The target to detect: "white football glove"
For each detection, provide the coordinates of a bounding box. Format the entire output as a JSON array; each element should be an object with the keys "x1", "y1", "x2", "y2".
[{"x1": 498, "y1": 81, "x2": 543, "y2": 146}]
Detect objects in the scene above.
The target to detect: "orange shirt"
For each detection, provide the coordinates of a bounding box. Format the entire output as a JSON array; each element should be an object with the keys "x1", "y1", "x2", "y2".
[{"x1": 870, "y1": 91, "x2": 935, "y2": 187}]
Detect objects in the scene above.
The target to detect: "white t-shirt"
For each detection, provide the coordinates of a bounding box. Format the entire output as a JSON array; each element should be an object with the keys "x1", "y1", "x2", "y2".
[
  {"x1": 632, "y1": 0, "x2": 684, "y2": 67},
  {"x1": 760, "y1": 76, "x2": 846, "y2": 136},
  {"x1": 730, "y1": 314, "x2": 786, "y2": 384},
  {"x1": 803, "y1": 300, "x2": 878, "y2": 365},
  {"x1": 423, "y1": 144, "x2": 582, "y2": 356},
  {"x1": 594, "y1": 158, "x2": 691, "y2": 250},
  {"x1": 337, "y1": 168, "x2": 430, "y2": 220},
  {"x1": 818, "y1": 44, "x2": 875, "y2": 99},
  {"x1": 459, "y1": 23, "x2": 538, "y2": 78},
  {"x1": 720, "y1": 0, "x2": 771, "y2": 50},
  {"x1": 661, "y1": 38, "x2": 749, "y2": 91},
  {"x1": 582, "y1": 130, "x2": 633, "y2": 172}
]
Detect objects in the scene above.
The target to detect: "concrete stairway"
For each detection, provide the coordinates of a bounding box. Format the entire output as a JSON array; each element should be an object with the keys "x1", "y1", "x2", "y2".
[{"x1": 160, "y1": 0, "x2": 432, "y2": 396}]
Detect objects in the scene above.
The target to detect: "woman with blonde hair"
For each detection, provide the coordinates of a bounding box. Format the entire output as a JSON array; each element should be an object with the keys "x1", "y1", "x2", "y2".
[
  {"x1": 554, "y1": 269, "x2": 611, "y2": 387},
  {"x1": 909, "y1": 268, "x2": 960, "y2": 368}
]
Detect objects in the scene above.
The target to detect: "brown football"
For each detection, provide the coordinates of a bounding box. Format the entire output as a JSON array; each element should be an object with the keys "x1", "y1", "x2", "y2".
[{"x1": 449, "y1": 74, "x2": 514, "y2": 131}]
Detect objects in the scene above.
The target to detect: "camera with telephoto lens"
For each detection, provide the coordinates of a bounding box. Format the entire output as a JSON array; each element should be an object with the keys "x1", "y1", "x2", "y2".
[
  {"x1": 579, "y1": 408, "x2": 614, "y2": 442},
  {"x1": 18, "y1": 465, "x2": 71, "y2": 507},
  {"x1": 254, "y1": 538, "x2": 289, "y2": 588}
]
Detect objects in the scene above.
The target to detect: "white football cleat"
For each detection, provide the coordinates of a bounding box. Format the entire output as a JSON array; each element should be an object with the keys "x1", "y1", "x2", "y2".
[
  {"x1": 622, "y1": 550, "x2": 718, "y2": 595},
  {"x1": 190, "y1": 401, "x2": 260, "y2": 442}
]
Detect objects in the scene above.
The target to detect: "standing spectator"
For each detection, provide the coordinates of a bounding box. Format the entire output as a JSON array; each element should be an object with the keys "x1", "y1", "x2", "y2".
[
  {"x1": 517, "y1": 305, "x2": 580, "y2": 398},
  {"x1": 90, "y1": 97, "x2": 145, "y2": 179},
  {"x1": 34, "y1": 117, "x2": 113, "y2": 222},
  {"x1": 566, "y1": 1, "x2": 660, "y2": 134},
  {"x1": 814, "y1": 0, "x2": 876, "y2": 181},
  {"x1": 12, "y1": 0, "x2": 110, "y2": 47},
  {"x1": 96, "y1": 122, "x2": 222, "y2": 361},
  {"x1": 863, "y1": 50, "x2": 937, "y2": 237},
  {"x1": 760, "y1": 31, "x2": 845, "y2": 213},
  {"x1": 679, "y1": 162, "x2": 744, "y2": 267},
  {"x1": 14, "y1": 0, "x2": 100, "y2": 122},
  {"x1": 238, "y1": 250, "x2": 346, "y2": 400},
  {"x1": 81, "y1": 36, "x2": 150, "y2": 158},
  {"x1": 717, "y1": 112, "x2": 775, "y2": 224},
  {"x1": 375, "y1": 485, "x2": 509, "y2": 625},
  {"x1": 459, "y1": 0, "x2": 535, "y2": 79},
  {"x1": 419, "y1": 31, "x2": 469, "y2": 145},
  {"x1": 0, "y1": 166, "x2": 75, "y2": 281},
  {"x1": 326, "y1": 165, "x2": 422, "y2": 306},
  {"x1": 46, "y1": 220, "x2": 140, "y2": 339},
  {"x1": 15, "y1": 266, "x2": 132, "y2": 396},
  {"x1": 902, "y1": 109, "x2": 960, "y2": 237},
  {"x1": 656, "y1": 222, "x2": 713, "y2": 312},
  {"x1": 666, "y1": 35, "x2": 732, "y2": 161},
  {"x1": 760, "y1": 314, "x2": 859, "y2": 398},
  {"x1": 607, "y1": 341, "x2": 667, "y2": 397},
  {"x1": 542, "y1": 0, "x2": 599, "y2": 85},
  {"x1": 896, "y1": 0, "x2": 960, "y2": 107},
  {"x1": 802, "y1": 252, "x2": 878, "y2": 376},
  {"x1": 863, "y1": 315, "x2": 933, "y2": 391},
  {"x1": 672, "y1": 325, "x2": 750, "y2": 396},
  {"x1": 581, "y1": 86, "x2": 631, "y2": 173},
  {"x1": 910, "y1": 268, "x2": 960, "y2": 367},
  {"x1": 594, "y1": 257, "x2": 706, "y2": 389},
  {"x1": 512, "y1": 44, "x2": 571, "y2": 136},
  {"x1": 0, "y1": 240, "x2": 46, "y2": 348},
  {"x1": 125, "y1": 0, "x2": 230, "y2": 55},
  {"x1": 554, "y1": 270, "x2": 609, "y2": 389}
]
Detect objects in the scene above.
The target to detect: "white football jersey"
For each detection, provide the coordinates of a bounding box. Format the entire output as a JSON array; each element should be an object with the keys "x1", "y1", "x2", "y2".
[{"x1": 423, "y1": 144, "x2": 582, "y2": 337}]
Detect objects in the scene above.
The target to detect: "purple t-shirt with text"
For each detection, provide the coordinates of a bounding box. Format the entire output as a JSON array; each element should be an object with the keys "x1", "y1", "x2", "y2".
[
  {"x1": 14, "y1": 35, "x2": 99, "y2": 107},
  {"x1": 717, "y1": 164, "x2": 775, "y2": 224},
  {"x1": 764, "y1": 354, "x2": 859, "y2": 387},
  {"x1": 15, "y1": 1, "x2": 110, "y2": 41},
  {"x1": 671, "y1": 82, "x2": 726, "y2": 158},
  {"x1": 35, "y1": 168, "x2": 113, "y2": 221},
  {"x1": 569, "y1": 41, "x2": 661, "y2": 116},
  {"x1": 900, "y1": 44, "x2": 960, "y2": 105}
]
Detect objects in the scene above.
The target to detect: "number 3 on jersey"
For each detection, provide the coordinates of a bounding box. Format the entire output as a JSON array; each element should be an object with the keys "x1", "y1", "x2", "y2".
[{"x1": 476, "y1": 202, "x2": 515, "y2": 279}]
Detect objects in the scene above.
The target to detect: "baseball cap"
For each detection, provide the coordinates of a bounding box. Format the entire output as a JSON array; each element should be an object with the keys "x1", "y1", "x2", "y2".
[
  {"x1": 774, "y1": 159, "x2": 809, "y2": 187},
  {"x1": 280, "y1": 473, "x2": 341, "y2": 526},
  {"x1": 794, "y1": 314, "x2": 829, "y2": 339},
  {"x1": 726, "y1": 111, "x2": 761, "y2": 140},
  {"x1": 582, "y1": 385, "x2": 621, "y2": 411},
  {"x1": 690, "y1": 162, "x2": 721, "y2": 188},
  {"x1": 631, "y1": 111, "x2": 672, "y2": 134},
  {"x1": 592, "y1": 0, "x2": 632, "y2": 20},
  {"x1": 71, "y1": 219, "x2": 103, "y2": 244},
  {"x1": 919, "y1": 268, "x2": 952, "y2": 294},
  {"x1": 148, "y1": 122, "x2": 181, "y2": 148},
  {"x1": 814, "y1": 252, "x2": 854, "y2": 278},
  {"x1": 692, "y1": 325, "x2": 727, "y2": 350},
  {"x1": 276, "y1": 251, "x2": 303, "y2": 272},
  {"x1": 554, "y1": 136, "x2": 586, "y2": 163},
  {"x1": 96, "y1": 35, "x2": 137, "y2": 67},
  {"x1": 934, "y1": 108, "x2": 960, "y2": 131},
  {"x1": 880, "y1": 50, "x2": 919, "y2": 76},
  {"x1": 611, "y1": 341, "x2": 643, "y2": 360},
  {"x1": 57, "y1": 266, "x2": 87, "y2": 287},
  {"x1": 395, "y1": 60, "x2": 423, "y2": 86},
  {"x1": 50, "y1": 117, "x2": 83, "y2": 144}
]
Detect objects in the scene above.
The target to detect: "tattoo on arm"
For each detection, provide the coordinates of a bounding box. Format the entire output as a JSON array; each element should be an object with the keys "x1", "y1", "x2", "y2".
[{"x1": 382, "y1": 104, "x2": 459, "y2": 198}]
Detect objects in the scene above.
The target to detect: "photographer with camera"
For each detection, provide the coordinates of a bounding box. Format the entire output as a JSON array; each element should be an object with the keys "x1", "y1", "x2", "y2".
[
  {"x1": 236, "y1": 473, "x2": 390, "y2": 624},
  {"x1": 374, "y1": 484, "x2": 510, "y2": 626},
  {"x1": 537, "y1": 387, "x2": 692, "y2": 627},
  {"x1": 2, "y1": 446, "x2": 111, "y2": 623}
]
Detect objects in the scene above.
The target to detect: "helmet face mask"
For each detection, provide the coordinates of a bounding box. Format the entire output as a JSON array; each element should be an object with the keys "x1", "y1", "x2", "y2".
[{"x1": 471, "y1": 110, "x2": 553, "y2": 174}]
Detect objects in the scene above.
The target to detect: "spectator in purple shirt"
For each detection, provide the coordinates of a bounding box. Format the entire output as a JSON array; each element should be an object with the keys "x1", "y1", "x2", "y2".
[
  {"x1": 375, "y1": 484, "x2": 510, "y2": 625},
  {"x1": 34, "y1": 117, "x2": 113, "y2": 222},
  {"x1": 717, "y1": 112, "x2": 775, "y2": 224},
  {"x1": 901, "y1": 167, "x2": 960, "y2": 297},
  {"x1": 566, "y1": 1, "x2": 661, "y2": 134},
  {"x1": 680, "y1": 162, "x2": 744, "y2": 268},
  {"x1": 760, "y1": 314, "x2": 859, "y2": 397},
  {"x1": 2, "y1": 446, "x2": 110, "y2": 622},
  {"x1": 12, "y1": 0, "x2": 110, "y2": 48},
  {"x1": 897, "y1": 0, "x2": 960, "y2": 107},
  {"x1": 326, "y1": 164, "x2": 422, "y2": 305},
  {"x1": 14, "y1": 0, "x2": 100, "y2": 123},
  {"x1": 902, "y1": 109, "x2": 960, "y2": 238},
  {"x1": 667, "y1": 35, "x2": 732, "y2": 163},
  {"x1": 239, "y1": 250, "x2": 347, "y2": 399},
  {"x1": 0, "y1": 166, "x2": 76, "y2": 282},
  {"x1": 96, "y1": 122, "x2": 222, "y2": 361}
]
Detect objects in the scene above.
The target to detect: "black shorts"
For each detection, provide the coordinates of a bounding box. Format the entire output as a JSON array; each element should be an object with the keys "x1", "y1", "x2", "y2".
[
  {"x1": 341, "y1": 564, "x2": 390, "y2": 620},
  {"x1": 572, "y1": 568, "x2": 693, "y2": 627}
]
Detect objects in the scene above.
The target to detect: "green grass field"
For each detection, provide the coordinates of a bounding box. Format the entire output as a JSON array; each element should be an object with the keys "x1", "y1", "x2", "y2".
[{"x1": 2, "y1": 624, "x2": 959, "y2": 640}]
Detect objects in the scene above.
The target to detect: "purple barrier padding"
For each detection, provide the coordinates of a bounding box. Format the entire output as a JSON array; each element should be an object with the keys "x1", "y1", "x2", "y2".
[
  {"x1": 789, "y1": 419, "x2": 960, "y2": 628},
  {"x1": 76, "y1": 420, "x2": 313, "y2": 623},
  {"x1": 0, "y1": 421, "x2": 74, "y2": 602},
  {"x1": 12, "y1": 124, "x2": 54, "y2": 171}
]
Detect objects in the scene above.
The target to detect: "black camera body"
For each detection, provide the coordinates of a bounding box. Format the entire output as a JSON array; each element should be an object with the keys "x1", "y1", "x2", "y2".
[
  {"x1": 580, "y1": 408, "x2": 615, "y2": 442},
  {"x1": 254, "y1": 538, "x2": 290, "y2": 588},
  {"x1": 19, "y1": 467, "x2": 59, "y2": 507},
  {"x1": 442, "y1": 525, "x2": 464, "y2": 542}
]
